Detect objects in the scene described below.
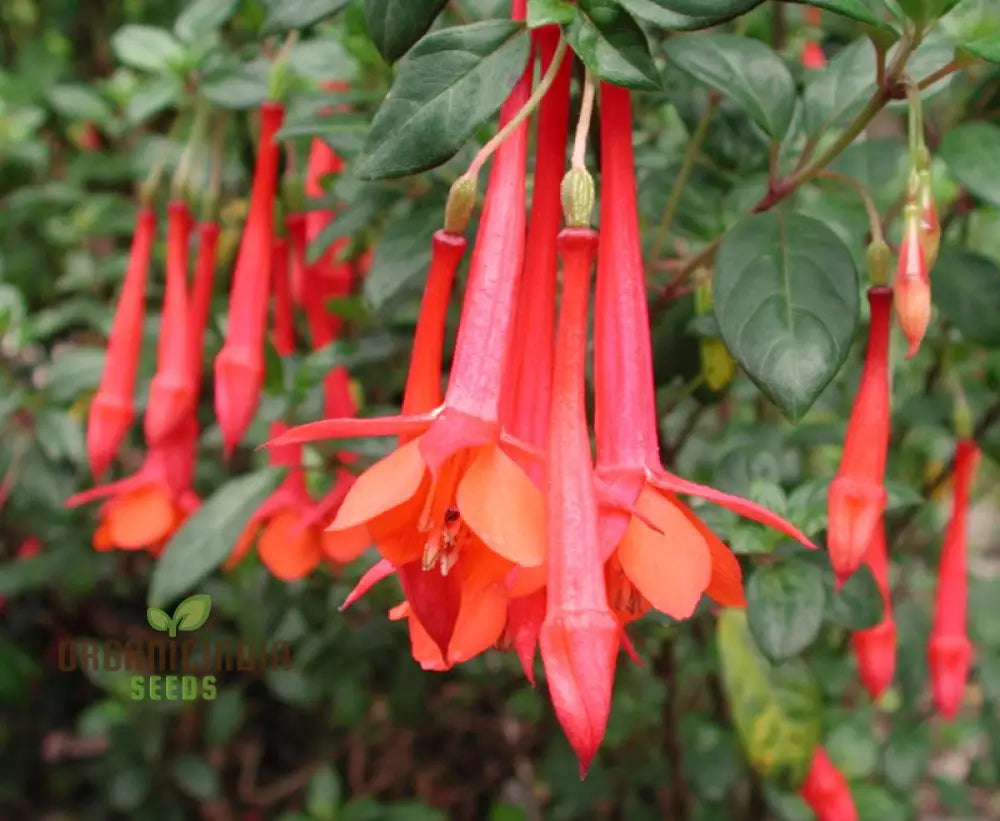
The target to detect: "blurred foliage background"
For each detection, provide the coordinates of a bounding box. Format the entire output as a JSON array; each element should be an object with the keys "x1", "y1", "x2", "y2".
[{"x1": 2, "y1": 0, "x2": 1000, "y2": 819}]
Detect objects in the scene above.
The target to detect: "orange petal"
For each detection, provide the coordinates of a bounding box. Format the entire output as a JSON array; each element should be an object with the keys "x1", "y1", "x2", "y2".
[
  {"x1": 506, "y1": 563, "x2": 547, "y2": 597},
  {"x1": 388, "y1": 601, "x2": 409, "y2": 621},
  {"x1": 106, "y1": 486, "x2": 179, "y2": 550},
  {"x1": 93, "y1": 521, "x2": 114, "y2": 552},
  {"x1": 457, "y1": 446, "x2": 545, "y2": 567},
  {"x1": 406, "y1": 609, "x2": 448, "y2": 671},
  {"x1": 322, "y1": 524, "x2": 371, "y2": 563},
  {"x1": 669, "y1": 495, "x2": 745, "y2": 607},
  {"x1": 330, "y1": 439, "x2": 426, "y2": 532},
  {"x1": 258, "y1": 510, "x2": 323, "y2": 581},
  {"x1": 616, "y1": 485, "x2": 711, "y2": 620},
  {"x1": 449, "y1": 581, "x2": 508, "y2": 665}
]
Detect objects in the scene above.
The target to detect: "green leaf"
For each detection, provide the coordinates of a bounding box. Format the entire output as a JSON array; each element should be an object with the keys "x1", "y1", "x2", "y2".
[
  {"x1": 307, "y1": 765, "x2": 344, "y2": 820},
  {"x1": 662, "y1": 33, "x2": 795, "y2": 139},
  {"x1": 111, "y1": 25, "x2": 185, "y2": 74},
  {"x1": 618, "y1": 0, "x2": 764, "y2": 30},
  {"x1": 827, "y1": 565, "x2": 883, "y2": 629},
  {"x1": 713, "y1": 212, "x2": 859, "y2": 420},
  {"x1": 175, "y1": 0, "x2": 240, "y2": 42},
  {"x1": 747, "y1": 558, "x2": 826, "y2": 661},
  {"x1": 932, "y1": 249, "x2": 1000, "y2": 347},
  {"x1": 717, "y1": 608, "x2": 822, "y2": 788},
  {"x1": 566, "y1": 0, "x2": 661, "y2": 91},
  {"x1": 146, "y1": 607, "x2": 171, "y2": 632},
  {"x1": 46, "y1": 85, "x2": 114, "y2": 123},
  {"x1": 108, "y1": 767, "x2": 152, "y2": 811},
  {"x1": 261, "y1": 0, "x2": 354, "y2": 35},
  {"x1": 528, "y1": 0, "x2": 579, "y2": 26},
  {"x1": 941, "y1": 0, "x2": 1000, "y2": 63},
  {"x1": 126, "y1": 75, "x2": 182, "y2": 124},
  {"x1": 364, "y1": 208, "x2": 439, "y2": 310},
  {"x1": 939, "y1": 121, "x2": 1000, "y2": 208},
  {"x1": 201, "y1": 58, "x2": 271, "y2": 110},
  {"x1": 171, "y1": 755, "x2": 219, "y2": 801},
  {"x1": 364, "y1": 0, "x2": 448, "y2": 63},
  {"x1": 357, "y1": 21, "x2": 530, "y2": 179},
  {"x1": 786, "y1": 0, "x2": 896, "y2": 29},
  {"x1": 172, "y1": 593, "x2": 213, "y2": 632},
  {"x1": 149, "y1": 470, "x2": 283, "y2": 608},
  {"x1": 802, "y1": 37, "x2": 876, "y2": 138}
]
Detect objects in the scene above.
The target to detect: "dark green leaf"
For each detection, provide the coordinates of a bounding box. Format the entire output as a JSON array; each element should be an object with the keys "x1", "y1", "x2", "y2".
[
  {"x1": 111, "y1": 25, "x2": 184, "y2": 73},
  {"x1": 747, "y1": 558, "x2": 826, "y2": 661},
  {"x1": 173, "y1": 593, "x2": 213, "y2": 632},
  {"x1": 126, "y1": 75, "x2": 182, "y2": 123},
  {"x1": 932, "y1": 249, "x2": 1000, "y2": 347},
  {"x1": 260, "y1": 0, "x2": 354, "y2": 35},
  {"x1": 357, "y1": 21, "x2": 530, "y2": 179},
  {"x1": 203, "y1": 688, "x2": 245, "y2": 746},
  {"x1": 566, "y1": 0, "x2": 661, "y2": 91},
  {"x1": 149, "y1": 470, "x2": 283, "y2": 608},
  {"x1": 714, "y1": 212, "x2": 859, "y2": 420},
  {"x1": 663, "y1": 34, "x2": 795, "y2": 139},
  {"x1": 171, "y1": 755, "x2": 219, "y2": 801},
  {"x1": 201, "y1": 59, "x2": 270, "y2": 110},
  {"x1": 46, "y1": 85, "x2": 113, "y2": 123},
  {"x1": 364, "y1": 208, "x2": 439, "y2": 309},
  {"x1": 175, "y1": 0, "x2": 240, "y2": 42},
  {"x1": 941, "y1": 0, "x2": 1000, "y2": 63},
  {"x1": 786, "y1": 0, "x2": 896, "y2": 28},
  {"x1": 827, "y1": 565, "x2": 883, "y2": 630},
  {"x1": 882, "y1": 728, "x2": 931, "y2": 791},
  {"x1": 717, "y1": 609, "x2": 822, "y2": 788},
  {"x1": 802, "y1": 37, "x2": 876, "y2": 138},
  {"x1": 364, "y1": 0, "x2": 448, "y2": 63},
  {"x1": 939, "y1": 121, "x2": 1000, "y2": 208},
  {"x1": 108, "y1": 768, "x2": 152, "y2": 812},
  {"x1": 618, "y1": 0, "x2": 763, "y2": 30},
  {"x1": 527, "y1": 0, "x2": 579, "y2": 26}
]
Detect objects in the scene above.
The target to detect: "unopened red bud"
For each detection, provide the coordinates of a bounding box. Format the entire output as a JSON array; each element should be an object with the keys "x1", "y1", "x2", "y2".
[
  {"x1": 894, "y1": 205, "x2": 930, "y2": 358},
  {"x1": 918, "y1": 170, "x2": 940, "y2": 269},
  {"x1": 801, "y1": 747, "x2": 858, "y2": 821},
  {"x1": 801, "y1": 41, "x2": 826, "y2": 70}
]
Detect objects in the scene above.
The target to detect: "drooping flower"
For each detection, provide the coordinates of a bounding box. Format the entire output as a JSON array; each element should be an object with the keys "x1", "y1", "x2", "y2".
[
  {"x1": 894, "y1": 203, "x2": 930, "y2": 358},
  {"x1": 540, "y1": 224, "x2": 619, "y2": 776},
  {"x1": 593, "y1": 82, "x2": 815, "y2": 625},
  {"x1": 929, "y1": 438, "x2": 981, "y2": 720},
  {"x1": 145, "y1": 201, "x2": 195, "y2": 445},
  {"x1": 215, "y1": 102, "x2": 284, "y2": 454},
  {"x1": 86, "y1": 208, "x2": 156, "y2": 479},
  {"x1": 801, "y1": 747, "x2": 858, "y2": 821},
  {"x1": 827, "y1": 286, "x2": 892, "y2": 579},
  {"x1": 850, "y1": 520, "x2": 897, "y2": 699}
]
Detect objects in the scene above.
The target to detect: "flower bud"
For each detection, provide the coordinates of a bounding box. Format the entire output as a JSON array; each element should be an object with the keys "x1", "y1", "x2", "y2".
[
  {"x1": 801, "y1": 747, "x2": 858, "y2": 821},
  {"x1": 894, "y1": 204, "x2": 930, "y2": 358},
  {"x1": 444, "y1": 175, "x2": 477, "y2": 235},
  {"x1": 560, "y1": 167, "x2": 595, "y2": 228},
  {"x1": 918, "y1": 169, "x2": 940, "y2": 269}
]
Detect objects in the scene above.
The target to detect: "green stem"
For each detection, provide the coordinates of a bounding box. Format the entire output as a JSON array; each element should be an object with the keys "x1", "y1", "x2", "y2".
[
  {"x1": 171, "y1": 97, "x2": 210, "y2": 202},
  {"x1": 651, "y1": 94, "x2": 717, "y2": 263}
]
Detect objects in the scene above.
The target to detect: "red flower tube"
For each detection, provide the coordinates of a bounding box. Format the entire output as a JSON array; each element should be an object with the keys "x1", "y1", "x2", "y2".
[
  {"x1": 929, "y1": 439, "x2": 981, "y2": 720},
  {"x1": 271, "y1": 235, "x2": 296, "y2": 356},
  {"x1": 145, "y1": 201, "x2": 195, "y2": 445},
  {"x1": 86, "y1": 208, "x2": 156, "y2": 479},
  {"x1": 214, "y1": 102, "x2": 284, "y2": 454},
  {"x1": 189, "y1": 221, "x2": 220, "y2": 389},
  {"x1": 850, "y1": 520, "x2": 896, "y2": 699},
  {"x1": 827, "y1": 287, "x2": 892, "y2": 579},
  {"x1": 801, "y1": 747, "x2": 858, "y2": 821}
]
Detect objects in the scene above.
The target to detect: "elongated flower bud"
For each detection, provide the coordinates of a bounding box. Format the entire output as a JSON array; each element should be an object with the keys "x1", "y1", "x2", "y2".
[
  {"x1": 540, "y1": 227, "x2": 618, "y2": 777},
  {"x1": 271, "y1": 236, "x2": 296, "y2": 356},
  {"x1": 145, "y1": 201, "x2": 195, "y2": 445},
  {"x1": 894, "y1": 204, "x2": 930, "y2": 359},
  {"x1": 850, "y1": 521, "x2": 896, "y2": 699},
  {"x1": 801, "y1": 747, "x2": 858, "y2": 821},
  {"x1": 87, "y1": 208, "x2": 156, "y2": 479},
  {"x1": 929, "y1": 439, "x2": 980, "y2": 719},
  {"x1": 215, "y1": 102, "x2": 284, "y2": 454},
  {"x1": 918, "y1": 169, "x2": 940, "y2": 270},
  {"x1": 827, "y1": 287, "x2": 892, "y2": 578},
  {"x1": 189, "y1": 221, "x2": 220, "y2": 390}
]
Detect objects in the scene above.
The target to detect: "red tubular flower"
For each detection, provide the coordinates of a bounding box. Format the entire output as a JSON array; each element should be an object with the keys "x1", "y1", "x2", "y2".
[
  {"x1": 850, "y1": 520, "x2": 897, "y2": 699},
  {"x1": 801, "y1": 747, "x2": 858, "y2": 821},
  {"x1": 827, "y1": 287, "x2": 892, "y2": 579},
  {"x1": 215, "y1": 102, "x2": 284, "y2": 454},
  {"x1": 593, "y1": 83, "x2": 815, "y2": 625},
  {"x1": 86, "y1": 208, "x2": 156, "y2": 479},
  {"x1": 267, "y1": 38, "x2": 540, "y2": 663},
  {"x1": 271, "y1": 235, "x2": 296, "y2": 356},
  {"x1": 929, "y1": 439, "x2": 981, "y2": 720},
  {"x1": 189, "y1": 221, "x2": 220, "y2": 389},
  {"x1": 145, "y1": 201, "x2": 195, "y2": 445},
  {"x1": 801, "y1": 41, "x2": 827, "y2": 69},
  {"x1": 541, "y1": 226, "x2": 619, "y2": 777},
  {"x1": 894, "y1": 205, "x2": 930, "y2": 358}
]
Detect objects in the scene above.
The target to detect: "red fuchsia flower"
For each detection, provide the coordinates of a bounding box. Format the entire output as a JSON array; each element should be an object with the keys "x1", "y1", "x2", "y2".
[
  {"x1": 593, "y1": 83, "x2": 815, "y2": 626},
  {"x1": 215, "y1": 102, "x2": 284, "y2": 454},
  {"x1": 189, "y1": 220, "x2": 221, "y2": 388},
  {"x1": 16, "y1": 537, "x2": 42, "y2": 559},
  {"x1": 267, "y1": 38, "x2": 543, "y2": 664},
  {"x1": 894, "y1": 204, "x2": 930, "y2": 358},
  {"x1": 801, "y1": 747, "x2": 858, "y2": 821},
  {"x1": 145, "y1": 201, "x2": 195, "y2": 445},
  {"x1": 270, "y1": 235, "x2": 297, "y2": 356},
  {"x1": 929, "y1": 439, "x2": 981, "y2": 720},
  {"x1": 86, "y1": 208, "x2": 156, "y2": 479},
  {"x1": 827, "y1": 286, "x2": 892, "y2": 579},
  {"x1": 801, "y1": 41, "x2": 827, "y2": 69},
  {"x1": 850, "y1": 520, "x2": 897, "y2": 699},
  {"x1": 540, "y1": 224, "x2": 619, "y2": 776}
]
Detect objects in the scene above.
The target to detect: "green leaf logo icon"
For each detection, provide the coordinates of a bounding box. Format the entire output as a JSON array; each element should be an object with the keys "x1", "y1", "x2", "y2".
[{"x1": 146, "y1": 594, "x2": 212, "y2": 637}]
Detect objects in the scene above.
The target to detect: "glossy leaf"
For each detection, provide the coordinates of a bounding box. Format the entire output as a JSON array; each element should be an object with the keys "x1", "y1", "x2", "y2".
[
  {"x1": 785, "y1": 0, "x2": 895, "y2": 29},
  {"x1": 746, "y1": 558, "x2": 826, "y2": 661},
  {"x1": 663, "y1": 33, "x2": 796, "y2": 139},
  {"x1": 717, "y1": 609, "x2": 822, "y2": 788},
  {"x1": 566, "y1": 0, "x2": 661, "y2": 90},
  {"x1": 826, "y1": 565, "x2": 882, "y2": 630},
  {"x1": 357, "y1": 21, "x2": 531, "y2": 179},
  {"x1": 174, "y1": 0, "x2": 240, "y2": 42},
  {"x1": 260, "y1": 0, "x2": 353, "y2": 35},
  {"x1": 939, "y1": 121, "x2": 1000, "y2": 208},
  {"x1": 148, "y1": 469, "x2": 283, "y2": 608},
  {"x1": 363, "y1": 0, "x2": 448, "y2": 63},
  {"x1": 528, "y1": 0, "x2": 579, "y2": 27},
  {"x1": 110, "y1": 25, "x2": 184, "y2": 74},
  {"x1": 933, "y1": 249, "x2": 1000, "y2": 347},
  {"x1": 713, "y1": 212, "x2": 859, "y2": 420},
  {"x1": 940, "y1": 0, "x2": 1000, "y2": 63},
  {"x1": 618, "y1": 0, "x2": 764, "y2": 29},
  {"x1": 802, "y1": 37, "x2": 877, "y2": 138}
]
